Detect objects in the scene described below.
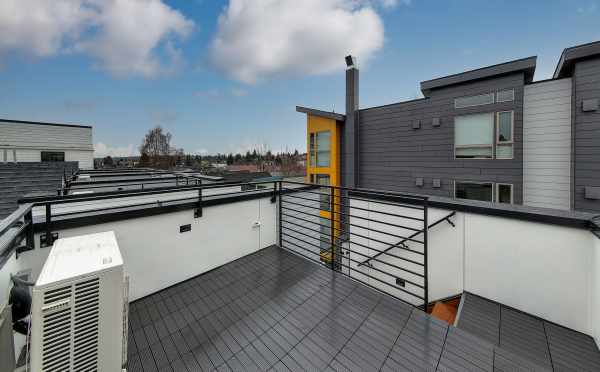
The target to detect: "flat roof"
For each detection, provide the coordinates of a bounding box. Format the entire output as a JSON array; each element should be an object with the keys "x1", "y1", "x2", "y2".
[
  {"x1": 554, "y1": 40, "x2": 600, "y2": 78},
  {"x1": 420, "y1": 56, "x2": 537, "y2": 96},
  {"x1": 0, "y1": 118, "x2": 92, "y2": 129},
  {"x1": 296, "y1": 106, "x2": 346, "y2": 121}
]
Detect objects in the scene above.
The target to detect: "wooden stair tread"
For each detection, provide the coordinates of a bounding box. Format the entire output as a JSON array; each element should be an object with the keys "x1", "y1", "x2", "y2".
[{"x1": 431, "y1": 301, "x2": 457, "y2": 325}]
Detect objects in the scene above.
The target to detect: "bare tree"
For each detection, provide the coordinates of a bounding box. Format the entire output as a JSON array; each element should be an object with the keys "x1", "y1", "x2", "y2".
[{"x1": 139, "y1": 126, "x2": 182, "y2": 169}]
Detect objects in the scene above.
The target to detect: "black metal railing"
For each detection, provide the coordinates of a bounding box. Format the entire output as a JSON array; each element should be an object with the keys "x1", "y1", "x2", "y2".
[
  {"x1": 358, "y1": 211, "x2": 455, "y2": 268},
  {"x1": 277, "y1": 180, "x2": 430, "y2": 309},
  {"x1": 1, "y1": 180, "x2": 283, "y2": 265}
]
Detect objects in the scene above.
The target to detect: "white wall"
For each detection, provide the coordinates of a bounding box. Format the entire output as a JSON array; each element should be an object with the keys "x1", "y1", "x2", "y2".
[
  {"x1": 523, "y1": 79, "x2": 572, "y2": 210},
  {"x1": 11, "y1": 196, "x2": 276, "y2": 302},
  {"x1": 347, "y1": 201, "x2": 598, "y2": 336},
  {"x1": 0, "y1": 121, "x2": 94, "y2": 169}
]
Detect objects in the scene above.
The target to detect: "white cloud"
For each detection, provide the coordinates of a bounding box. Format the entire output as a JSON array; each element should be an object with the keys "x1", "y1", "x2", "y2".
[
  {"x1": 194, "y1": 148, "x2": 209, "y2": 155},
  {"x1": 94, "y1": 142, "x2": 136, "y2": 157},
  {"x1": 210, "y1": 0, "x2": 391, "y2": 84},
  {"x1": 0, "y1": 0, "x2": 194, "y2": 78}
]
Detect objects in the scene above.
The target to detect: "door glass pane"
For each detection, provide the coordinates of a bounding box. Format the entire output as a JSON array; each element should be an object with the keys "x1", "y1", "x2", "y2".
[
  {"x1": 320, "y1": 217, "x2": 331, "y2": 250},
  {"x1": 316, "y1": 131, "x2": 331, "y2": 167},
  {"x1": 497, "y1": 184, "x2": 512, "y2": 204},
  {"x1": 455, "y1": 182, "x2": 493, "y2": 202},
  {"x1": 498, "y1": 112, "x2": 512, "y2": 142},
  {"x1": 316, "y1": 174, "x2": 331, "y2": 211},
  {"x1": 309, "y1": 133, "x2": 315, "y2": 166}
]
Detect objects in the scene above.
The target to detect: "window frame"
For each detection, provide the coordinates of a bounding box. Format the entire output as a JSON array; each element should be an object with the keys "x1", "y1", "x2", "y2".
[
  {"x1": 495, "y1": 110, "x2": 514, "y2": 160},
  {"x1": 454, "y1": 112, "x2": 495, "y2": 160},
  {"x1": 453, "y1": 180, "x2": 514, "y2": 204},
  {"x1": 41, "y1": 151, "x2": 65, "y2": 162},
  {"x1": 453, "y1": 181, "x2": 495, "y2": 202},
  {"x1": 496, "y1": 89, "x2": 515, "y2": 103},
  {"x1": 454, "y1": 92, "x2": 495, "y2": 109},
  {"x1": 315, "y1": 130, "x2": 331, "y2": 168},
  {"x1": 496, "y1": 183, "x2": 514, "y2": 204}
]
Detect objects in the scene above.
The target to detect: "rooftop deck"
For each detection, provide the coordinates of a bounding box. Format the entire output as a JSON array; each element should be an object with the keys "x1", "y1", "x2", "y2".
[{"x1": 126, "y1": 246, "x2": 597, "y2": 371}]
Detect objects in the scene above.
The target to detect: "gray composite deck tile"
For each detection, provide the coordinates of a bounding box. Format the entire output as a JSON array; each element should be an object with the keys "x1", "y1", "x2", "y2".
[{"x1": 127, "y1": 246, "x2": 600, "y2": 371}]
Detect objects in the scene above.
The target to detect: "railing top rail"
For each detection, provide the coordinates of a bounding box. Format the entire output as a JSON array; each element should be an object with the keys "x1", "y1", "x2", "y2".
[
  {"x1": 281, "y1": 180, "x2": 429, "y2": 202},
  {"x1": 21, "y1": 180, "x2": 278, "y2": 206},
  {"x1": 0, "y1": 203, "x2": 34, "y2": 237}
]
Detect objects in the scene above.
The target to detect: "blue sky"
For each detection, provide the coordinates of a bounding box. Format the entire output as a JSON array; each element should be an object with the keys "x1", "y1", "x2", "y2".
[{"x1": 0, "y1": 0, "x2": 598, "y2": 157}]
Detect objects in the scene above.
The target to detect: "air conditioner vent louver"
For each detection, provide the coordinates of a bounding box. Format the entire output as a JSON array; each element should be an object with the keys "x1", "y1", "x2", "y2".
[
  {"x1": 31, "y1": 232, "x2": 125, "y2": 372},
  {"x1": 42, "y1": 285, "x2": 72, "y2": 372},
  {"x1": 73, "y1": 278, "x2": 100, "y2": 372}
]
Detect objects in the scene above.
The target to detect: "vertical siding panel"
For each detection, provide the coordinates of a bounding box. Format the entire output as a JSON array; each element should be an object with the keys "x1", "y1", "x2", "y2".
[{"x1": 523, "y1": 79, "x2": 572, "y2": 210}]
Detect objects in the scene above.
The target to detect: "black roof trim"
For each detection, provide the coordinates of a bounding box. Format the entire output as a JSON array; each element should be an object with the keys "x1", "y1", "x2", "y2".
[
  {"x1": 349, "y1": 191, "x2": 595, "y2": 230},
  {"x1": 553, "y1": 40, "x2": 600, "y2": 79},
  {"x1": 296, "y1": 106, "x2": 346, "y2": 121},
  {"x1": 0, "y1": 118, "x2": 92, "y2": 129},
  {"x1": 420, "y1": 56, "x2": 537, "y2": 96}
]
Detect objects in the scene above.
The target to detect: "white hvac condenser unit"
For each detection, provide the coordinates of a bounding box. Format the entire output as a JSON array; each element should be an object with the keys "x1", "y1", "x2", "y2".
[{"x1": 30, "y1": 231, "x2": 128, "y2": 371}]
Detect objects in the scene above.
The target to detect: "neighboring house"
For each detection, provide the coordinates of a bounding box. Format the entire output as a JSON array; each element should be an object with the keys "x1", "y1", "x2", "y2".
[
  {"x1": 297, "y1": 40, "x2": 600, "y2": 213},
  {"x1": 0, "y1": 119, "x2": 94, "y2": 169}
]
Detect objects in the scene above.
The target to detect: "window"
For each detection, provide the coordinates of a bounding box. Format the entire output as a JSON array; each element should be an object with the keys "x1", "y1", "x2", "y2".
[
  {"x1": 496, "y1": 184, "x2": 513, "y2": 204},
  {"x1": 454, "y1": 93, "x2": 494, "y2": 108},
  {"x1": 316, "y1": 131, "x2": 331, "y2": 167},
  {"x1": 496, "y1": 111, "x2": 513, "y2": 159},
  {"x1": 309, "y1": 130, "x2": 331, "y2": 167},
  {"x1": 455, "y1": 181, "x2": 513, "y2": 204},
  {"x1": 41, "y1": 151, "x2": 65, "y2": 162},
  {"x1": 496, "y1": 89, "x2": 514, "y2": 103},
  {"x1": 455, "y1": 113, "x2": 494, "y2": 158},
  {"x1": 455, "y1": 182, "x2": 494, "y2": 202}
]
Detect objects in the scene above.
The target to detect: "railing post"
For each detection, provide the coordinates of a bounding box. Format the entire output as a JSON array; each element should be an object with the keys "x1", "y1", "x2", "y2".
[
  {"x1": 45, "y1": 203, "x2": 52, "y2": 247},
  {"x1": 423, "y1": 198, "x2": 429, "y2": 310},
  {"x1": 278, "y1": 181, "x2": 283, "y2": 248},
  {"x1": 194, "y1": 187, "x2": 203, "y2": 218},
  {"x1": 330, "y1": 185, "x2": 335, "y2": 270},
  {"x1": 270, "y1": 182, "x2": 277, "y2": 203},
  {"x1": 24, "y1": 209, "x2": 34, "y2": 250}
]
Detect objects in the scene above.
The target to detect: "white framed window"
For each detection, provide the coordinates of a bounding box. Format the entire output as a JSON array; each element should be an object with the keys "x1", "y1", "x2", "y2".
[
  {"x1": 496, "y1": 111, "x2": 514, "y2": 159},
  {"x1": 496, "y1": 89, "x2": 515, "y2": 103},
  {"x1": 454, "y1": 93, "x2": 495, "y2": 109},
  {"x1": 454, "y1": 181, "x2": 513, "y2": 204},
  {"x1": 496, "y1": 183, "x2": 513, "y2": 204},
  {"x1": 454, "y1": 113, "x2": 494, "y2": 159}
]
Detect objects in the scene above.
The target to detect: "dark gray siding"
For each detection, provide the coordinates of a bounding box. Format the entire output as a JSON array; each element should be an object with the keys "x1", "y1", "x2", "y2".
[
  {"x1": 573, "y1": 58, "x2": 600, "y2": 212},
  {"x1": 358, "y1": 73, "x2": 525, "y2": 203}
]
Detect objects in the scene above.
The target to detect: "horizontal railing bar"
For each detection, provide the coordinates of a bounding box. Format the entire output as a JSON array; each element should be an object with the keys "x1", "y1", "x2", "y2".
[
  {"x1": 41, "y1": 189, "x2": 275, "y2": 220},
  {"x1": 281, "y1": 228, "x2": 425, "y2": 286},
  {"x1": 359, "y1": 211, "x2": 456, "y2": 267},
  {"x1": 281, "y1": 199, "x2": 425, "y2": 231},
  {"x1": 284, "y1": 234, "x2": 424, "y2": 289},
  {"x1": 0, "y1": 203, "x2": 33, "y2": 236},
  {"x1": 335, "y1": 261, "x2": 425, "y2": 301},
  {"x1": 281, "y1": 218, "x2": 425, "y2": 263},
  {"x1": 24, "y1": 180, "x2": 278, "y2": 206},
  {"x1": 280, "y1": 206, "x2": 425, "y2": 244},
  {"x1": 281, "y1": 186, "x2": 426, "y2": 211},
  {"x1": 281, "y1": 180, "x2": 428, "y2": 202},
  {"x1": 281, "y1": 195, "x2": 425, "y2": 222},
  {"x1": 282, "y1": 238, "x2": 425, "y2": 302}
]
